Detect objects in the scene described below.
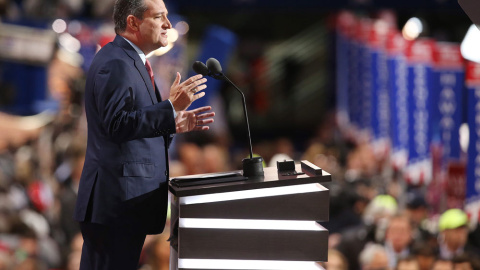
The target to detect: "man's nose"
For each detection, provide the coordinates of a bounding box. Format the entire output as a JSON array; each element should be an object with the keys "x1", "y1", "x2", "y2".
[{"x1": 164, "y1": 18, "x2": 172, "y2": 29}]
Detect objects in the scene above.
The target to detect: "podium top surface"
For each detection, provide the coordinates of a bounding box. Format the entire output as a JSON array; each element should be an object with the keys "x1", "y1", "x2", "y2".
[
  {"x1": 459, "y1": 0, "x2": 480, "y2": 29},
  {"x1": 169, "y1": 163, "x2": 331, "y2": 197}
]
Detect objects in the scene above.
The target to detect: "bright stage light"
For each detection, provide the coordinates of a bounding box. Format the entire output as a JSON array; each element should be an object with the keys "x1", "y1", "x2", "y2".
[
  {"x1": 52, "y1": 19, "x2": 67, "y2": 33},
  {"x1": 147, "y1": 43, "x2": 174, "y2": 58},
  {"x1": 146, "y1": 29, "x2": 179, "y2": 58},
  {"x1": 176, "y1": 21, "x2": 190, "y2": 35},
  {"x1": 460, "y1": 123, "x2": 469, "y2": 153},
  {"x1": 402, "y1": 17, "x2": 423, "y2": 40},
  {"x1": 167, "y1": 28, "x2": 179, "y2": 43},
  {"x1": 461, "y1": 25, "x2": 480, "y2": 63},
  {"x1": 59, "y1": 33, "x2": 81, "y2": 53}
]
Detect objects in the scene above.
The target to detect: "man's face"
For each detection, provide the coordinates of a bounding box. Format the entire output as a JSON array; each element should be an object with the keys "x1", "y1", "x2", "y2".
[
  {"x1": 364, "y1": 251, "x2": 390, "y2": 270},
  {"x1": 432, "y1": 261, "x2": 453, "y2": 270},
  {"x1": 416, "y1": 255, "x2": 435, "y2": 270},
  {"x1": 442, "y1": 226, "x2": 468, "y2": 252},
  {"x1": 137, "y1": 0, "x2": 172, "y2": 53},
  {"x1": 406, "y1": 207, "x2": 427, "y2": 226},
  {"x1": 385, "y1": 218, "x2": 412, "y2": 253},
  {"x1": 397, "y1": 261, "x2": 419, "y2": 270},
  {"x1": 454, "y1": 262, "x2": 473, "y2": 270},
  {"x1": 326, "y1": 253, "x2": 346, "y2": 270}
]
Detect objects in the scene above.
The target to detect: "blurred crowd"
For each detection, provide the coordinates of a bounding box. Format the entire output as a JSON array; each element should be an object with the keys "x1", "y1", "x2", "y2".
[
  {"x1": 1, "y1": 80, "x2": 480, "y2": 270},
  {"x1": 0, "y1": 0, "x2": 116, "y2": 21}
]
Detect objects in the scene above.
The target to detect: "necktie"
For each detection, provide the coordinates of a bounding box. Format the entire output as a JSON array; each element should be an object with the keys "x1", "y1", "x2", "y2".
[{"x1": 145, "y1": 59, "x2": 156, "y2": 91}]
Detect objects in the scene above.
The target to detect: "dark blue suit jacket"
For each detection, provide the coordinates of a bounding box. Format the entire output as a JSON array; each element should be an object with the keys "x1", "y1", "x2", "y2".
[{"x1": 74, "y1": 35, "x2": 175, "y2": 234}]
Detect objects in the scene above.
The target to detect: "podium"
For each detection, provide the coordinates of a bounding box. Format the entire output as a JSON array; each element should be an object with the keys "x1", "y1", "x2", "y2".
[{"x1": 168, "y1": 161, "x2": 331, "y2": 270}]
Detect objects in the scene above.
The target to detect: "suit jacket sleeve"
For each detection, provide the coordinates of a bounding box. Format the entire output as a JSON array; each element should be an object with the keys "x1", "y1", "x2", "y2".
[{"x1": 93, "y1": 58, "x2": 175, "y2": 143}]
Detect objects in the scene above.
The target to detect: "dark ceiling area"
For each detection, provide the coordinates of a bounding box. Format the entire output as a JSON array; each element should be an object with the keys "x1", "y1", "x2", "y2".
[
  {"x1": 170, "y1": 0, "x2": 462, "y2": 11},
  {"x1": 165, "y1": 0, "x2": 471, "y2": 43}
]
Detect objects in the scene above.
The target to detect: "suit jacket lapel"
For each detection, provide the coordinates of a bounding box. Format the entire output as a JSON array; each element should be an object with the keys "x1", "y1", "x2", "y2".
[{"x1": 113, "y1": 35, "x2": 157, "y2": 104}]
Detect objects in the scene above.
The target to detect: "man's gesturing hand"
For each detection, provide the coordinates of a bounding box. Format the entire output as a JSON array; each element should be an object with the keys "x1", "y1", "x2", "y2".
[
  {"x1": 175, "y1": 106, "x2": 215, "y2": 134},
  {"x1": 169, "y1": 72, "x2": 207, "y2": 112}
]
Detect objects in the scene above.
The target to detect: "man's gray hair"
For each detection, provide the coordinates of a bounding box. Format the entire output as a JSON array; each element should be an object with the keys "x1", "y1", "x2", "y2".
[
  {"x1": 359, "y1": 243, "x2": 387, "y2": 267},
  {"x1": 113, "y1": 0, "x2": 148, "y2": 34}
]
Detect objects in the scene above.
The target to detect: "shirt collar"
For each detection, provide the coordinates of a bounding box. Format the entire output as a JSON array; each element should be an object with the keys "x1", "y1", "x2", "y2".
[{"x1": 122, "y1": 36, "x2": 146, "y2": 64}]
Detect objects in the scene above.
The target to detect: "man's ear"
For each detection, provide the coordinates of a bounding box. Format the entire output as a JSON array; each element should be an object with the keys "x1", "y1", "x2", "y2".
[{"x1": 126, "y1": 15, "x2": 140, "y2": 32}]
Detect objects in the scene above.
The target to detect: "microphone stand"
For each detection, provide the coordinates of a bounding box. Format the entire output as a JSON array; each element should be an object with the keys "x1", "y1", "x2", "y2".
[{"x1": 214, "y1": 72, "x2": 264, "y2": 177}]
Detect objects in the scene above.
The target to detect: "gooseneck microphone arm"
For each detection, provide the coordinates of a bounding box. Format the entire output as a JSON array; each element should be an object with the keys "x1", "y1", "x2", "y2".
[
  {"x1": 193, "y1": 58, "x2": 264, "y2": 177},
  {"x1": 219, "y1": 74, "x2": 253, "y2": 160}
]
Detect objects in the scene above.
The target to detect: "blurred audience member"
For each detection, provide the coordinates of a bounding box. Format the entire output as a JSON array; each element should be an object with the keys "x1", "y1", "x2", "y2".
[
  {"x1": 58, "y1": 136, "x2": 85, "y2": 245},
  {"x1": 325, "y1": 182, "x2": 367, "y2": 235},
  {"x1": 203, "y1": 143, "x2": 230, "y2": 173},
  {"x1": 405, "y1": 192, "x2": 428, "y2": 228},
  {"x1": 12, "y1": 258, "x2": 47, "y2": 270},
  {"x1": 364, "y1": 194, "x2": 398, "y2": 222},
  {"x1": 319, "y1": 249, "x2": 349, "y2": 270},
  {"x1": 66, "y1": 232, "x2": 83, "y2": 270},
  {"x1": 337, "y1": 194, "x2": 398, "y2": 270},
  {"x1": 431, "y1": 259, "x2": 453, "y2": 270},
  {"x1": 359, "y1": 243, "x2": 390, "y2": 270},
  {"x1": 176, "y1": 143, "x2": 204, "y2": 176},
  {"x1": 274, "y1": 137, "x2": 295, "y2": 159},
  {"x1": 384, "y1": 215, "x2": 414, "y2": 268},
  {"x1": 396, "y1": 256, "x2": 420, "y2": 270},
  {"x1": 452, "y1": 253, "x2": 480, "y2": 270},
  {"x1": 141, "y1": 232, "x2": 170, "y2": 270},
  {"x1": 172, "y1": 141, "x2": 231, "y2": 176},
  {"x1": 302, "y1": 142, "x2": 339, "y2": 176},
  {"x1": 345, "y1": 143, "x2": 378, "y2": 180},
  {"x1": 468, "y1": 224, "x2": 480, "y2": 251},
  {"x1": 437, "y1": 209, "x2": 480, "y2": 259},
  {"x1": 411, "y1": 242, "x2": 436, "y2": 270},
  {"x1": 364, "y1": 194, "x2": 398, "y2": 243},
  {"x1": 0, "y1": 247, "x2": 10, "y2": 270},
  {"x1": 405, "y1": 191, "x2": 434, "y2": 245}
]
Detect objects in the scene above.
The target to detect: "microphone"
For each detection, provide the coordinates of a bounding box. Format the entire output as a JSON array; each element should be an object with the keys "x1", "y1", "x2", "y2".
[
  {"x1": 205, "y1": 58, "x2": 227, "y2": 80},
  {"x1": 192, "y1": 61, "x2": 209, "y2": 76},
  {"x1": 206, "y1": 58, "x2": 222, "y2": 74},
  {"x1": 192, "y1": 58, "x2": 264, "y2": 177}
]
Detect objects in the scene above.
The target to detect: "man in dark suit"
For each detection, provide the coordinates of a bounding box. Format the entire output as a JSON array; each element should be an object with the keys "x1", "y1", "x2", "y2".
[{"x1": 74, "y1": 0, "x2": 215, "y2": 269}]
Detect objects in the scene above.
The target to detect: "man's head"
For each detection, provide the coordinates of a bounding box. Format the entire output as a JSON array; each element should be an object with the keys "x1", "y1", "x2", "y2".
[
  {"x1": 363, "y1": 194, "x2": 398, "y2": 225},
  {"x1": 452, "y1": 254, "x2": 478, "y2": 270},
  {"x1": 325, "y1": 249, "x2": 349, "y2": 270},
  {"x1": 385, "y1": 215, "x2": 413, "y2": 253},
  {"x1": 411, "y1": 242, "x2": 436, "y2": 270},
  {"x1": 438, "y1": 209, "x2": 469, "y2": 253},
  {"x1": 405, "y1": 191, "x2": 428, "y2": 226},
  {"x1": 113, "y1": 0, "x2": 172, "y2": 54},
  {"x1": 396, "y1": 256, "x2": 419, "y2": 270},
  {"x1": 431, "y1": 259, "x2": 453, "y2": 270},
  {"x1": 359, "y1": 244, "x2": 390, "y2": 270},
  {"x1": 114, "y1": 0, "x2": 148, "y2": 34}
]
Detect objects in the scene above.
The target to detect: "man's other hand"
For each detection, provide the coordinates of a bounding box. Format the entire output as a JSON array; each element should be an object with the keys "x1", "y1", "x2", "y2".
[{"x1": 175, "y1": 106, "x2": 215, "y2": 134}]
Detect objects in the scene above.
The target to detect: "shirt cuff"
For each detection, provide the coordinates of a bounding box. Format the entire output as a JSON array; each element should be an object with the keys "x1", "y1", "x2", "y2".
[{"x1": 168, "y1": 99, "x2": 177, "y2": 118}]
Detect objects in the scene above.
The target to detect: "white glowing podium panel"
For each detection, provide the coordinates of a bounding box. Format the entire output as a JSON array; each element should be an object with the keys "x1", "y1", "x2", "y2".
[{"x1": 168, "y1": 161, "x2": 330, "y2": 270}]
